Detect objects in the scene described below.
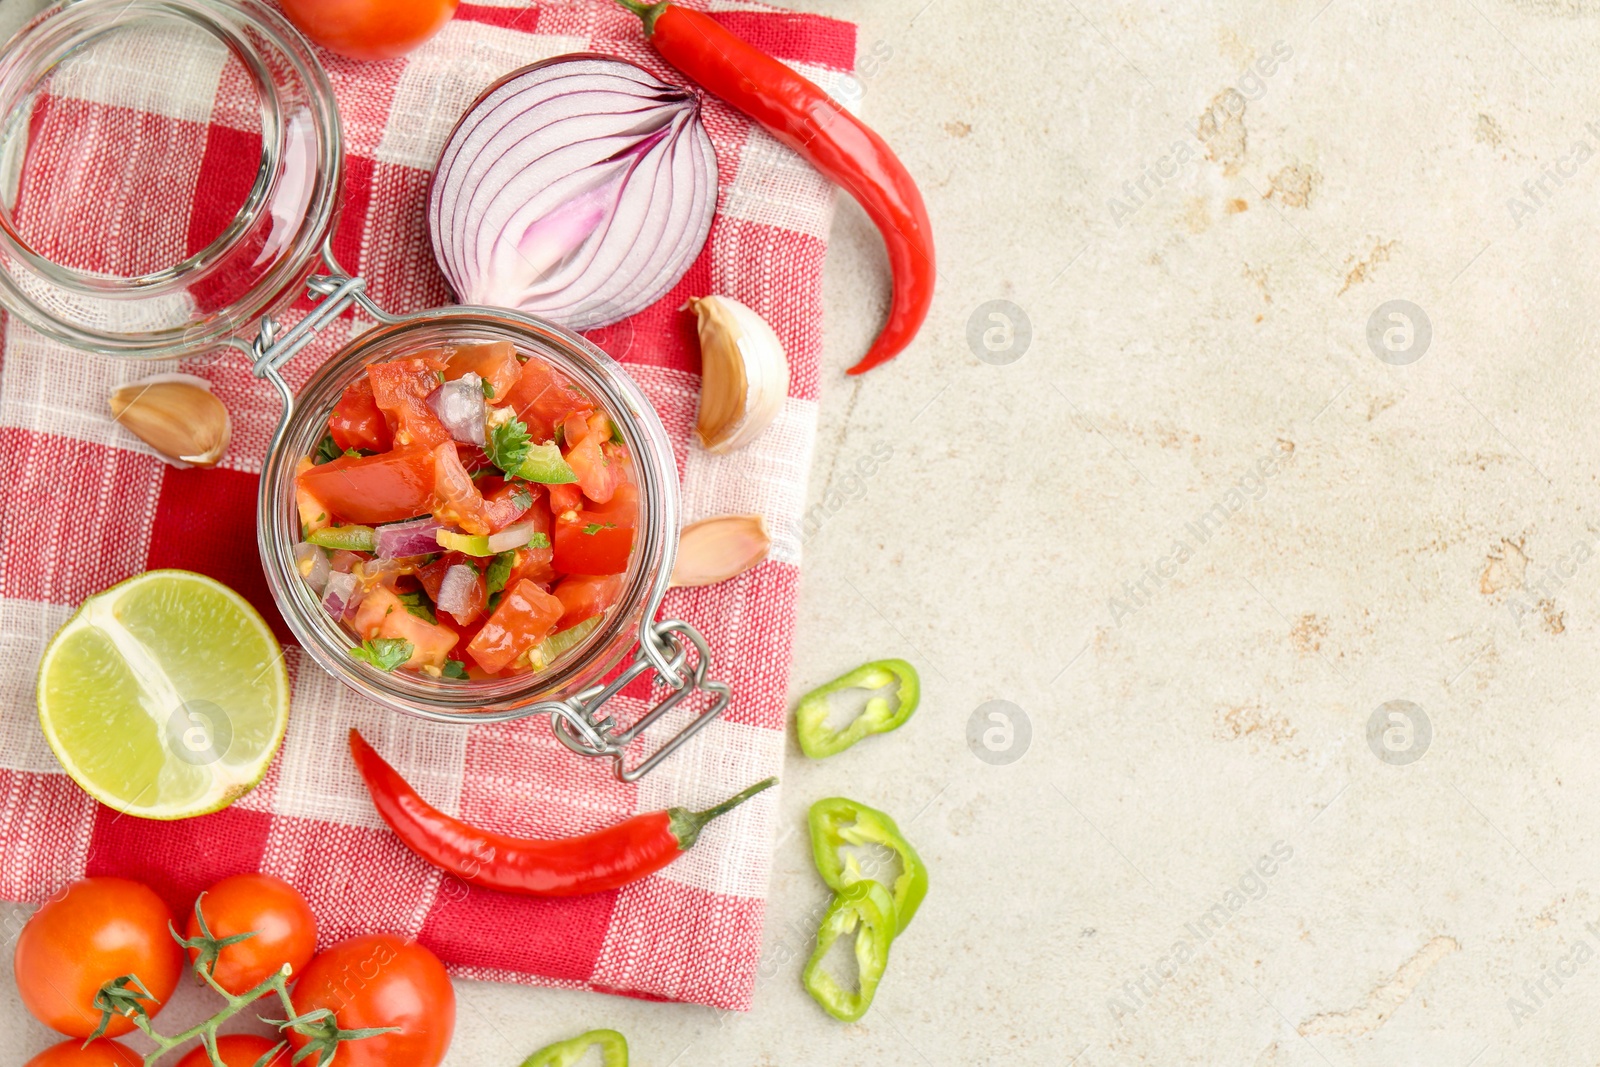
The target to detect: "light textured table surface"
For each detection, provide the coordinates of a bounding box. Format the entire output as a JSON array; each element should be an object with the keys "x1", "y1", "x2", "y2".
[{"x1": 8, "y1": 0, "x2": 1600, "y2": 1064}]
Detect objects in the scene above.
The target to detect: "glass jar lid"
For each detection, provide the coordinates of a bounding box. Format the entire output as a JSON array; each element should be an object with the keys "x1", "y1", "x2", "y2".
[{"x1": 0, "y1": 0, "x2": 341, "y2": 358}]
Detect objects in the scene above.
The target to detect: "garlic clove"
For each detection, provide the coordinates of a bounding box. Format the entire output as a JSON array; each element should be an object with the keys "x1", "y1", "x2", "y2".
[
  {"x1": 108, "y1": 374, "x2": 231, "y2": 468},
  {"x1": 690, "y1": 295, "x2": 789, "y2": 454},
  {"x1": 670, "y1": 514, "x2": 772, "y2": 588}
]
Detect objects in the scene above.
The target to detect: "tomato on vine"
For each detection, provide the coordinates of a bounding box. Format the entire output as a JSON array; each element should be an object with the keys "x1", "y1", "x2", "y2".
[
  {"x1": 288, "y1": 933, "x2": 455, "y2": 1067},
  {"x1": 15, "y1": 878, "x2": 183, "y2": 1038},
  {"x1": 24, "y1": 1041, "x2": 141, "y2": 1067},
  {"x1": 174, "y1": 1034, "x2": 290, "y2": 1067},
  {"x1": 183, "y1": 874, "x2": 317, "y2": 995}
]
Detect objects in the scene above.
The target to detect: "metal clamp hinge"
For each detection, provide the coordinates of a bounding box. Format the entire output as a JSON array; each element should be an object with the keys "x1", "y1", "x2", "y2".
[{"x1": 548, "y1": 620, "x2": 731, "y2": 782}]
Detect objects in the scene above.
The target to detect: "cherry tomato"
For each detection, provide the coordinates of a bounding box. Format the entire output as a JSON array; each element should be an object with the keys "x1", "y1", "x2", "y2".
[
  {"x1": 186, "y1": 874, "x2": 316, "y2": 996},
  {"x1": 445, "y1": 341, "x2": 521, "y2": 403},
  {"x1": 15, "y1": 878, "x2": 183, "y2": 1039},
  {"x1": 297, "y1": 447, "x2": 435, "y2": 526},
  {"x1": 174, "y1": 1035, "x2": 289, "y2": 1067},
  {"x1": 351, "y1": 587, "x2": 459, "y2": 669},
  {"x1": 279, "y1": 0, "x2": 459, "y2": 62},
  {"x1": 467, "y1": 578, "x2": 563, "y2": 672},
  {"x1": 552, "y1": 574, "x2": 623, "y2": 629},
  {"x1": 553, "y1": 512, "x2": 634, "y2": 576},
  {"x1": 503, "y1": 358, "x2": 592, "y2": 442},
  {"x1": 287, "y1": 934, "x2": 455, "y2": 1067},
  {"x1": 368, "y1": 358, "x2": 451, "y2": 450},
  {"x1": 25, "y1": 1040, "x2": 141, "y2": 1067},
  {"x1": 328, "y1": 378, "x2": 392, "y2": 454},
  {"x1": 429, "y1": 441, "x2": 492, "y2": 535}
]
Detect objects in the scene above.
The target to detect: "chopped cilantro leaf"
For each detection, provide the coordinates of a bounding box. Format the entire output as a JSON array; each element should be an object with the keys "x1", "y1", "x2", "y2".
[
  {"x1": 485, "y1": 551, "x2": 515, "y2": 596},
  {"x1": 480, "y1": 378, "x2": 495, "y2": 399},
  {"x1": 608, "y1": 419, "x2": 624, "y2": 445},
  {"x1": 487, "y1": 591, "x2": 504, "y2": 612},
  {"x1": 485, "y1": 416, "x2": 534, "y2": 476},
  {"x1": 581, "y1": 522, "x2": 617, "y2": 536},
  {"x1": 314, "y1": 434, "x2": 342, "y2": 464},
  {"x1": 511, "y1": 484, "x2": 533, "y2": 511},
  {"x1": 529, "y1": 532, "x2": 550, "y2": 548},
  {"x1": 397, "y1": 590, "x2": 437, "y2": 624},
  {"x1": 442, "y1": 659, "x2": 469, "y2": 679},
  {"x1": 348, "y1": 638, "x2": 412, "y2": 672}
]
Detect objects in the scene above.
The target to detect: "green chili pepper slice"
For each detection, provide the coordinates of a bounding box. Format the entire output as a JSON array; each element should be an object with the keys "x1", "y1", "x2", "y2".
[
  {"x1": 802, "y1": 880, "x2": 897, "y2": 1022},
  {"x1": 306, "y1": 524, "x2": 376, "y2": 552},
  {"x1": 519, "y1": 1029, "x2": 628, "y2": 1067},
  {"x1": 795, "y1": 658, "x2": 919, "y2": 759},
  {"x1": 809, "y1": 796, "x2": 928, "y2": 932}
]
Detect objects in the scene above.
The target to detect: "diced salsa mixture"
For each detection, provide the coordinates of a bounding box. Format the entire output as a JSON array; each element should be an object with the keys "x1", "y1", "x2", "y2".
[{"x1": 292, "y1": 342, "x2": 636, "y2": 680}]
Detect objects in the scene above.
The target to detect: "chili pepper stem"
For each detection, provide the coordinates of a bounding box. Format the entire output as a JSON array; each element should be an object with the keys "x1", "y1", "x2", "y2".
[
  {"x1": 613, "y1": 0, "x2": 668, "y2": 35},
  {"x1": 668, "y1": 776, "x2": 777, "y2": 850}
]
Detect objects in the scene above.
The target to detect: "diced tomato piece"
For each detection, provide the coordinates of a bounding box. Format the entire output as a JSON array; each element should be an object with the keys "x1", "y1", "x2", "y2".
[
  {"x1": 429, "y1": 442, "x2": 492, "y2": 535},
  {"x1": 297, "y1": 448, "x2": 434, "y2": 526},
  {"x1": 328, "y1": 377, "x2": 392, "y2": 453},
  {"x1": 504, "y1": 540, "x2": 556, "y2": 589},
  {"x1": 368, "y1": 357, "x2": 450, "y2": 449},
  {"x1": 553, "y1": 511, "x2": 634, "y2": 575},
  {"x1": 445, "y1": 341, "x2": 521, "y2": 403},
  {"x1": 481, "y1": 479, "x2": 538, "y2": 532},
  {"x1": 552, "y1": 574, "x2": 622, "y2": 629},
  {"x1": 455, "y1": 443, "x2": 494, "y2": 473},
  {"x1": 502, "y1": 357, "x2": 593, "y2": 442},
  {"x1": 418, "y1": 556, "x2": 485, "y2": 626},
  {"x1": 349, "y1": 587, "x2": 458, "y2": 670},
  {"x1": 294, "y1": 457, "x2": 333, "y2": 534},
  {"x1": 466, "y1": 579, "x2": 563, "y2": 673},
  {"x1": 587, "y1": 482, "x2": 638, "y2": 526},
  {"x1": 565, "y1": 431, "x2": 618, "y2": 503},
  {"x1": 548, "y1": 483, "x2": 583, "y2": 517},
  {"x1": 417, "y1": 552, "x2": 470, "y2": 601}
]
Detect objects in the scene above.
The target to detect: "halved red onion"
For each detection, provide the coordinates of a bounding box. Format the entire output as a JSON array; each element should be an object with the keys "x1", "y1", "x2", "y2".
[
  {"x1": 428, "y1": 55, "x2": 717, "y2": 331},
  {"x1": 486, "y1": 521, "x2": 536, "y2": 553},
  {"x1": 322, "y1": 571, "x2": 362, "y2": 620},
  {"x1": 437, "y1": 564, "x2": 478, "y2": 620},
  {"x1": 428, "y1": 372, "x2": 486, "y2": 446},
  {"x1": 376, "y1": 517, "x2": 444, "y2": 558}
]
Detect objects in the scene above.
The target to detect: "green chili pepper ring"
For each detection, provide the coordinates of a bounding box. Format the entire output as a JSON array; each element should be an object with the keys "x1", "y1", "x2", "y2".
[
  {"x1": 795, "y1": 658, "x2": 920, "y2": 758},
  {"x1": 801, "y1": 880, "x2": 897, "y2": 1022},
  {"x1": 519, "y1": 1029, "x2": 629, "y2": 1067},
  {"x1": 809, "y1": 797, "x2": 929, "y2": 932}
]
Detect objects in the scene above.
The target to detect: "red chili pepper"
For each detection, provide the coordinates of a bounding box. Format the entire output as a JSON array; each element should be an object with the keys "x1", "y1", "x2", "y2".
[
  {"x1": 618, "y1": 0, "x2": 934, "y2": 375},
  {"x1": 348, "y1": 729, "x2": 776, "y2": 895}
]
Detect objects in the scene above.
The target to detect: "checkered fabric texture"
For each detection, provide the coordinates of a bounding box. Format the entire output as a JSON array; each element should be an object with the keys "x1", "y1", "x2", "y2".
[{"x1": 0, "y1": 0, "x2": 856, "y2": 1010}]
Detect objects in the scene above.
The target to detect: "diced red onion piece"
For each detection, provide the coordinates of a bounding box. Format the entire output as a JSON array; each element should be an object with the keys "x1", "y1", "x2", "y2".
[
  {"x1": 486, "y1": 522, "x2": 535, "y2": 553},
  {"x1": 427, "y1": 372, "x2": 486, "y2": 446},
  {"x1": 437, "y1": 564, "x2": 478, "y2": 620},
  {"x1": 322, "y1": 571, "x2": 360, "y2": 620},
  {"x1": 294, "y1": 542, "x2": 331, "y2": 595},
  {"x1": 375, "y1": 517, "x2": 444, "y2": 559},
  {"x1": 427, "y1": 55, "x2": 717, "y2": 330}
]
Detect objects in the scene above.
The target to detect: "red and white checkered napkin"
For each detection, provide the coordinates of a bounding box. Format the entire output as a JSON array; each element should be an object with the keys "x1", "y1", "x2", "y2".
[{"x1": 0, "y1": 0, "x2": 856, "y2": 1010}]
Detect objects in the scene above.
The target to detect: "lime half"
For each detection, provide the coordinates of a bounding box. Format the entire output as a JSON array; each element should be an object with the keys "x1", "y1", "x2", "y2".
[{"x1": 37, "y1": 570, "x2": 290, "y2": 820}]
